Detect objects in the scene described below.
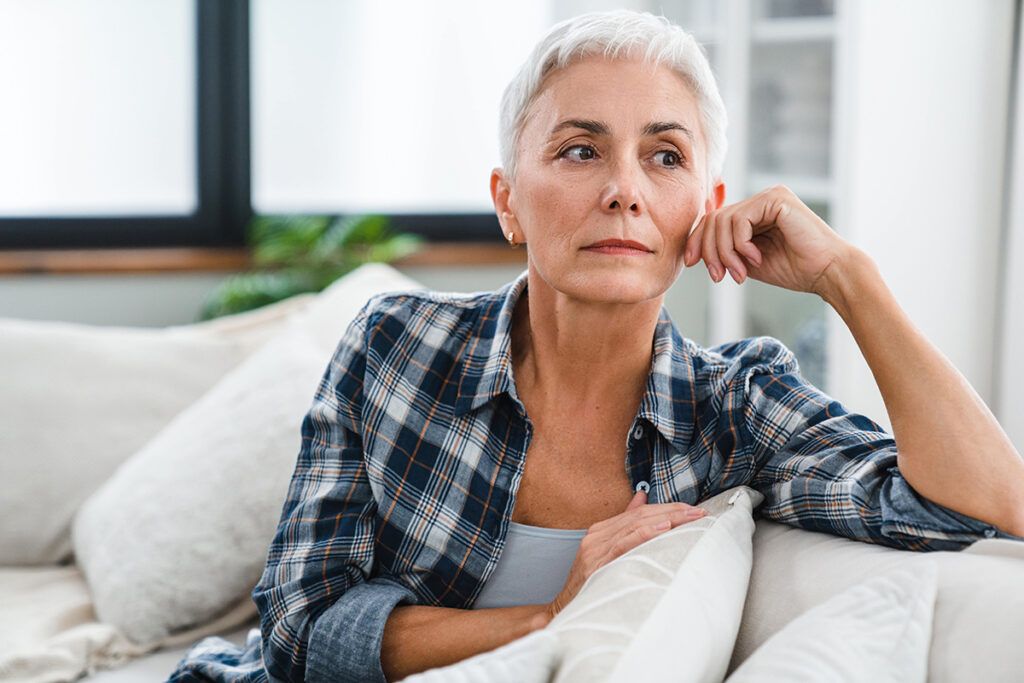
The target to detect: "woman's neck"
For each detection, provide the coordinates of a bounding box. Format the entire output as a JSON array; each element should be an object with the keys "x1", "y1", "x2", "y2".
[{"x1": 509, "y1": 271, "x2": 661, "y2": 408}]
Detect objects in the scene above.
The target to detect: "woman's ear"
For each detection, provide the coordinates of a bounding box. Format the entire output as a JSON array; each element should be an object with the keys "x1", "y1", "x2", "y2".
[
  {"x1": 707, "y1": 179, "x2": 726, "y2": 212},
  {"x1": 490, "y1": 167, "x2": 520, "y2": 234}
]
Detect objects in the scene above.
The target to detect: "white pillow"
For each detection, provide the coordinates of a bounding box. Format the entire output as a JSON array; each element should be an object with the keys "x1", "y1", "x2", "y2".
[
  {"x1": 177, "y1": 290, "x2": 318, "y2": 347},
  {"x1": 725, "y1": 561, "x2": 938, "y2": 682},
  {"x1": 0, "y1": 292, "x2": 312, "y2": 566},
  {"x1": 730, "y1": 518, "x2": 1024, "y2": 682},
  {"x1": 553, "y1": 485, "x2": 762, "y2": 683},
  {"x1": 400, "y1": 485, "x2": 764, "y2": 683},
  {"x1": 70, "y1": 264, "x2": 426, "y2": 646}
]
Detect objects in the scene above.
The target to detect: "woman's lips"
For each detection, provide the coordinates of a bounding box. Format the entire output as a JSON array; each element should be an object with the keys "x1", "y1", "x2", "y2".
[{"x1": 582, "y1": 245, "x2": 652, "y2": 256}]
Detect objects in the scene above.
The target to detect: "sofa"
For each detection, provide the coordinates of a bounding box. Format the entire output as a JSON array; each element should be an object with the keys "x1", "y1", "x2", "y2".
[{"x1": 1, "y1": 262, "x2": 1021, "y2": 683}]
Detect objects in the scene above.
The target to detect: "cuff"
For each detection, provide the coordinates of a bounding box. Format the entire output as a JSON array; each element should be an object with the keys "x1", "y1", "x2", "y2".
[
  {"x1": 880, "y1": 466, "x2": 1024, "y2": 549},
  {"x1": 306, "y1": 575, "x2": 420, "y2": 683}
]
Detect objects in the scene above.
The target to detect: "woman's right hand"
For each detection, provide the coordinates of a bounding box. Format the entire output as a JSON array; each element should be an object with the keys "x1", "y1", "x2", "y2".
[{"x1": 544, "y1": 490, "x2": 707, "y2": 621}]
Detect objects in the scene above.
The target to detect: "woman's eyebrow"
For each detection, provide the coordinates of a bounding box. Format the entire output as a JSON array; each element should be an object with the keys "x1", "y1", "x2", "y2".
[
  {"x1": 644, "y1": 121, "x2": 695, "y2": 144},
  {"x1": 549, "y1": 118, "x2": 610, "y2": 137},
  {"x1": 548, "y1": 118, "x2": 694, "y2": 144}
]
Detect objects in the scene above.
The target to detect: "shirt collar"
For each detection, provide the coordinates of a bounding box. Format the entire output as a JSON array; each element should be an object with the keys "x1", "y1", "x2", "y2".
[{"x1": 453, "y1": 268, "x2": 695, "y2": 455}]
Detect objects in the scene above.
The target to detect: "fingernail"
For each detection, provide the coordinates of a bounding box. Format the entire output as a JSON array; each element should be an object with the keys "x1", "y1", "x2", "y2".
[{"x1": 727, "y1": 267, "x2": 738, "y2": 282}]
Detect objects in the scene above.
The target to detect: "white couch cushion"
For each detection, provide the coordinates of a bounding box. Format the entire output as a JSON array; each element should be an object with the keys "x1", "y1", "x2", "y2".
[
  {"x1": 725, "y1": 562, "x2": 937, "y2": 682},
  {"x1": 729, "y1": 518, "x2": 1024, "y2": 682},
  {"x1": 71, "y1": 264, "x2": 426, "y2": 646},
  {"x1": 0, "y1": 291, "x2": 314, "y2": 566},
  {"x1": 401, "y1": 485, "x2": 764, "y2": 683}
]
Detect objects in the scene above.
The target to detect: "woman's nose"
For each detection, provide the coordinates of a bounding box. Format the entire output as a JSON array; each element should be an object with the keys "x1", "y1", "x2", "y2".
[{"x1": 601, "y1": 162, "x2": 643, "y2": 214}]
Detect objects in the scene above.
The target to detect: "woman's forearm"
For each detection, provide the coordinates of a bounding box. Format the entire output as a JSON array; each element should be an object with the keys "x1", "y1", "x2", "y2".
[
  {"x1": 819, "y1": 248, "x2": 1024, "y2": 536},
  {"x1": 380, "y1": 603, "x2": 549, "y2": 681}
]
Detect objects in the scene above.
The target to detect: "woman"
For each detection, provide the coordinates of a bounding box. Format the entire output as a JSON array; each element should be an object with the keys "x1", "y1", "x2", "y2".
[{"x1": 168, "y1": 9, "x2": 1024, "y2": 683}]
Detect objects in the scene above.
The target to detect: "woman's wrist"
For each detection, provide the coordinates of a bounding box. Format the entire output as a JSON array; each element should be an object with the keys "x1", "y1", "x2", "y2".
[{"x1": 527, "y1": 604, "x2": 553, "y2": 632}]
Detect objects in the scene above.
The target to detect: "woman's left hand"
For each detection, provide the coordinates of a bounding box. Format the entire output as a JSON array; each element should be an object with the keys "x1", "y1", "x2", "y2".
[{"x1": 683, "y1": 185, "x2": 858, "y2": 296}]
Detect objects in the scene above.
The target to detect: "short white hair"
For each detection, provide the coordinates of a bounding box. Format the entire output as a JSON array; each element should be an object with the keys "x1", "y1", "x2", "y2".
[{"x1": 498, "y1": 9, "x2": 727, "y2": 196}]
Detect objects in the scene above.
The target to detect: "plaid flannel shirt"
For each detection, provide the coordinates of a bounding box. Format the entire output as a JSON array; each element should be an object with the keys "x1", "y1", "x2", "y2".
[{"x1": 168, "y1": 268, "x2": 1021, "y2": 683}]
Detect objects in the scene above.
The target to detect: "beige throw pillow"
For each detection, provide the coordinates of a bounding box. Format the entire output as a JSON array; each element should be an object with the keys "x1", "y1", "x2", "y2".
[
  {"x1": 71, "y1": 264, "x2": 426, "y2": 646},
  {"x1": 0, "y1": 292, "x2": 312, "y2": 566}
]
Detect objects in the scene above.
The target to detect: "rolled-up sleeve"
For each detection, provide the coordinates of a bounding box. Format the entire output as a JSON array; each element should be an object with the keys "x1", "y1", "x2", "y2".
[
  {"x1": 306, "y1": 575, "x2": 419, "y2": 682},
  {"x1": 251, "y1": 295, "x2": 420, "y2": 683},
  {"x1": 731, "y1": 337, "x2": 1024, "y2": 552}
]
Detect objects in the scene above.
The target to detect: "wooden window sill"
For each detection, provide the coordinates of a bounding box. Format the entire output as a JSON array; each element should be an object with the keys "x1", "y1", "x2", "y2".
[{"x1": 0, "y1": 242, "x2": 526, "y2": 276}]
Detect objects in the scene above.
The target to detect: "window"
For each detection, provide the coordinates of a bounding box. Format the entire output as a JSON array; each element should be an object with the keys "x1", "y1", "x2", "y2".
[
  {"x1": 0, "y1": 0, "x2": 557, "y2": 248},
  {"x1": 249, "y1": 0, "x2": 553, "y2": 239},
  {"x1": 0, "y1": 0, "x2": 249, "y2": 249}
]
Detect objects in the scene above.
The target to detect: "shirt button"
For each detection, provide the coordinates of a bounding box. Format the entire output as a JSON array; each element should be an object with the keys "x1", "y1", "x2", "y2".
[
  {"x1": 632, "y1": 424, "x2": 644, "y2": 440},
  {"x1": 635, "y1": 480, "x2": 650, "y2": 494}
]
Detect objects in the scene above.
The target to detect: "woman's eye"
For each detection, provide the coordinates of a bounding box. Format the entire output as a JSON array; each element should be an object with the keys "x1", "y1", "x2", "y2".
[
  {"x1": 654, "y1": 150, "x2": 683, "y2": 167},
  {"x1": 561, "y1": 145, "x2": 596, "y2": 162}
]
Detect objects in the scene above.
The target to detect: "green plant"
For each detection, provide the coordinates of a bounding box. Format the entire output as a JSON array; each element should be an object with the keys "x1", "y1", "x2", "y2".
[{"x1": 198, "y1": 214, "x2": 425, "y2": 320}]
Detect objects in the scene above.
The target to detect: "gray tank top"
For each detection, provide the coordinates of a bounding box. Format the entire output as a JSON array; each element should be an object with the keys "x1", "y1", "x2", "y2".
[{"x1": 472, "y1": 520, "x2": 587, "y2": 609}]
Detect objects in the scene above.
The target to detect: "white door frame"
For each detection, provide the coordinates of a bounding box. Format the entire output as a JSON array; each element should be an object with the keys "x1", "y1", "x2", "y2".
[{"x1": 996, "y1": 2, "x2": 1024, "y2": 450}]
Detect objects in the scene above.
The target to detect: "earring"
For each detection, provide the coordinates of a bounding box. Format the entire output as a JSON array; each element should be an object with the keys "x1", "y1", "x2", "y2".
[{"x1": 506, "y1": 231, "x2": 518, "y2": 248}]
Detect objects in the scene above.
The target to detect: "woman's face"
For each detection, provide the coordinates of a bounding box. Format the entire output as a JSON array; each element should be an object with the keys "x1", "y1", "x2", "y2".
[{"x1": 492, "y1": 54, "x2": 725, "y2": 304}]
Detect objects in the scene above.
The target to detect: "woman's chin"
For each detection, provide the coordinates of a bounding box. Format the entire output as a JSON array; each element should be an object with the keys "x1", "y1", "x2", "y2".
[{"x1": 565, "y1": 271, "x2": 665, "y2": 303}]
